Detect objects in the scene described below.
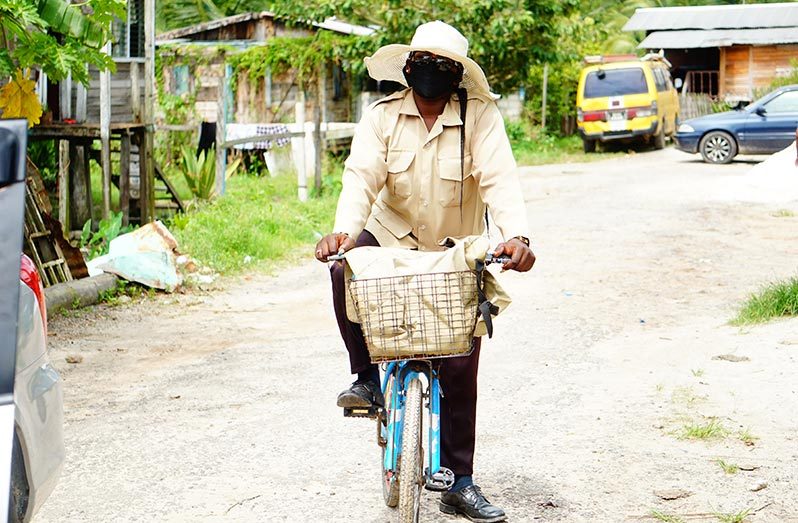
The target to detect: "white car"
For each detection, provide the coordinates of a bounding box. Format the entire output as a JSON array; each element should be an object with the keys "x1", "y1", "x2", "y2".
[
  {"x1": 10, "y1": 255, "x2": 65, "y2": 522},
  {"x1": 2, "y1": 118, "x2": 64, "y2": 522}
]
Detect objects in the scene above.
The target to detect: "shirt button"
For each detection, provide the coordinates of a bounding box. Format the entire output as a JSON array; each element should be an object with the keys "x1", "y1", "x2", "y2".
[
  {"x1": 420, "y1": 224, "x2": 426, "y2": 231},
  {"x1": 422, "y1": 200, "x2": 429, "y2": 207}
]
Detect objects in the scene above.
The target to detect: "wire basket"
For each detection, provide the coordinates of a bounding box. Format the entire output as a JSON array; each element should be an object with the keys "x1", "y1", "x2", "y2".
[{"x1": 347, "y1": 270, "x2": 479, "y2": 362}]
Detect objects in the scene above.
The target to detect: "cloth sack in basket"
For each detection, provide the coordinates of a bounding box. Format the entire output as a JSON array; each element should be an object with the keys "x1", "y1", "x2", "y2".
[{"x1": 343, "y1": 235, "x2": 510, "y2": 346}]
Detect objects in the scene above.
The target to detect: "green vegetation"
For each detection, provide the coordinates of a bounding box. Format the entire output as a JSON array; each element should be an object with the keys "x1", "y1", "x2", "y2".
[
  {"x1": 679, "y1": 419, "x2": 728, "y2": 440},
  {"x1": 650, "y1": 510, "x2": 684, "y2": 523},
  {"x1": 691, "y1": 369, "x2": 705, "y2": 378},
  {"x1": 715, "y1": 459, "x2": 739, "y2": 474},
  {"x1": 0, "y1": 0, "x2": 122, "y2": 84},
  {"x1": 738, "y1": 428, "x2": 758, "y2": 446},
  {"x1": 170, "y1": 171, "x2": 338, "y2": 274},
  {"x1": 733, "y1": 277, "x2": 798, "y2": 325},
  {"x1": 713, "y1": 509, "x2": 751, "y2": 523},
  {"x1": 80, "y1": 211, "x2": 134, "y2": 259},
  {"x1": 771, "y1": 209, "x2": 795, "y2": 218},
  {"x1": 507, "y1": 122, "x2": 621, "y2": 166},
  {"x1": 99, "y1": 280, "x2": 155, "y2": 305}
]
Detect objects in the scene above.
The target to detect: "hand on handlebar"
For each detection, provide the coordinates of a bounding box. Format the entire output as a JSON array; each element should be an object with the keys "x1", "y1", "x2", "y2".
[
  {"x1": 493, "y1": 238, "x2": 535, "y2": 272},
  {"x1": 315, "y1": 232, "x2": 356, "y2": 262}
]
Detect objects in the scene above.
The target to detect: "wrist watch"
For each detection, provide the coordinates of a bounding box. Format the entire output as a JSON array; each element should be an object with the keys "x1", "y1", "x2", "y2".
[{"x1": 511, "y1": 235, "x2": 530, "y2": 247}]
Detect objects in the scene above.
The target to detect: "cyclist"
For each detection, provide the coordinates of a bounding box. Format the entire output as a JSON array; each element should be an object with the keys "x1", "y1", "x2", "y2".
[{"x1": 315, "y1": 21, "x2": 534, "y2": 522}]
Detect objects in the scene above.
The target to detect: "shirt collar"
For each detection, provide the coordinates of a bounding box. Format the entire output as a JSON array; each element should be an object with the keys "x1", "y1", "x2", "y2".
[{"x1": 399, "y1": 90, "x2": 464, "y2": 127}]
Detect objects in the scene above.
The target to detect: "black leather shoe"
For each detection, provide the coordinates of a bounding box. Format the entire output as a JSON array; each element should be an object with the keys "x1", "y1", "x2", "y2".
[
  {"x1": 336, "y1": 381, "x2": 384, "y2": 408},
  {"x1": 440, "y1": 485, "x2": 506, "y2": 522}
]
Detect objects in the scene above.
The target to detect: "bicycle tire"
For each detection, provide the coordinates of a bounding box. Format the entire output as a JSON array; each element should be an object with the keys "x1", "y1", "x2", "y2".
[
  {"x1": 382, "y1": 372, "x2": 399, "y2": 507},
  {"x1": 398, "y1": 378, "x2": 423, "y2": 523}
]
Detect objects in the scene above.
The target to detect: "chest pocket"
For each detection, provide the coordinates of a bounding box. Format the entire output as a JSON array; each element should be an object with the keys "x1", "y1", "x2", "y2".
[
  {"x1": 437, "y1": 154, "x2": 475, "y2": 207},
  {"x1": 386, "y1": 150, "x2": 415, "y2": 199}
]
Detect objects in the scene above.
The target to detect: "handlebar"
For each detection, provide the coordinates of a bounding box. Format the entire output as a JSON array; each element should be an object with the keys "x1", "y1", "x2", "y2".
[{"x1": 328, "y1": 251, "x2": 512, "y2": 265}]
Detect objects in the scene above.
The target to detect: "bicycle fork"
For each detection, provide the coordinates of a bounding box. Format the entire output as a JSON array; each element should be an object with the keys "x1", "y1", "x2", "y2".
[{"x1": 381, "y1": 362, "x2": 455, "y2": 493}]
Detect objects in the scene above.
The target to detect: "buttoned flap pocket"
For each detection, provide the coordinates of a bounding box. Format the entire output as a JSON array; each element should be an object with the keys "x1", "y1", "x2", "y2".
[
  {"x1": 437, "y1": 154, "x2": 475, "y2": 208},
  {"x1": 386, "y1": 150, "x2": 415, "y2": 199},
  {"x1": 373, "y1": 207, "x2": 413, "y2": 239}
]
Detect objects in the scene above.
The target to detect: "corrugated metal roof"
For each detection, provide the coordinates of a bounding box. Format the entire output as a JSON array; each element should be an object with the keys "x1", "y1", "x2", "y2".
[
  {"x1": 624, "y1": 3, "x2": 798, "y2": 31},
  {"x1": 157, "y1": 12, "x2": 374, "y2": 41},
  {"x1": 638, "y1": 28, "x2": 798, "y2": 49}
]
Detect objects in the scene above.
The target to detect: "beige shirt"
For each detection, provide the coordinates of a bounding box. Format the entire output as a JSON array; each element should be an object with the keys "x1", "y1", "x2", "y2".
[{"x1": 333, "y1": 88, "x2": 529, "y2": 251}]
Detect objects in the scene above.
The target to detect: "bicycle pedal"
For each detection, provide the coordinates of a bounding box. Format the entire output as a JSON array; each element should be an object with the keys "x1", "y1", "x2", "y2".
[
  {"x1": 424, "y1": 467, "x2": 455, "y2": 491},
  {"x1": 343, "y1": 406, "x2": 380, "y2": 419}
]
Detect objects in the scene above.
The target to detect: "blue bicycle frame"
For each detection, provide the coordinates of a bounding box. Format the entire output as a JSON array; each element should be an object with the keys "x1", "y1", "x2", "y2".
[{"x1": 381, "y1": 360, "x2": 442, "y2": 485}]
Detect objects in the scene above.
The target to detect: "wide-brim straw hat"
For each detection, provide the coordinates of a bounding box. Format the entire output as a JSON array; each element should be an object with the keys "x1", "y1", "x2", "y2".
[{"x1": 364, "y1": 21, "x2": 493, "y2": 97}]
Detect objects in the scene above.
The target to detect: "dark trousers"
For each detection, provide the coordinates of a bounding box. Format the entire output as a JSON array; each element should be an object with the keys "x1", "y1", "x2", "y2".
[{"x1": 330, "y1": 230, "x2": 481, "y2": 476}]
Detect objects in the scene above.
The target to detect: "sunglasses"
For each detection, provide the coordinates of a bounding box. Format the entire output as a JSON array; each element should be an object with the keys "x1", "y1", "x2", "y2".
[{"x1": 408, "y1": 52, "x2": 464, "y2": 74}]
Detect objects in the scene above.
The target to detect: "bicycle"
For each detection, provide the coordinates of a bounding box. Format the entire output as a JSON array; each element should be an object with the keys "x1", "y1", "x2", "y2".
[{"x1": 330, "y1": 250, "x2": 508, "y2": 522}]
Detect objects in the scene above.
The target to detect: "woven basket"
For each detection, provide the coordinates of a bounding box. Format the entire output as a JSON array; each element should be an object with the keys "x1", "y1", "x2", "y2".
[{"x1": 347, "y1": 270, "x2": 479, "y2": 362}]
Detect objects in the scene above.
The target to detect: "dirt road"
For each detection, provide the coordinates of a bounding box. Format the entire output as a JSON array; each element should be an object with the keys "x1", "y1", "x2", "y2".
[{"x1": 38, "y1": 148, "x2": 798, "y2": 522}]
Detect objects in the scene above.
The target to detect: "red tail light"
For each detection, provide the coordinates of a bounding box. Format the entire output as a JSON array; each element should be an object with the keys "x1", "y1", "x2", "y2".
[
  {"x1": 582, "y1": 111, "x2": 606, "y2": 122},
  {"x1": 20, "y1": 254, "x2": 47, "y2": 337}
]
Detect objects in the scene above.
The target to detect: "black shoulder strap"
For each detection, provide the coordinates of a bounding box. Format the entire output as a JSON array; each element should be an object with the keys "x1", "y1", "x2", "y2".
[{"x1": 458, "y1": 88, "x2": 467, "y2": 222}]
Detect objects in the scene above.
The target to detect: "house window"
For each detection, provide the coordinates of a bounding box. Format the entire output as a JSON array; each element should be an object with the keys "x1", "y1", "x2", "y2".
[
  {"x1": 173, "y1": 66, "x2": 190, "y2": 95},
  {"x1": 111, "y1": 0, "x2": 145, "y2": 58}
]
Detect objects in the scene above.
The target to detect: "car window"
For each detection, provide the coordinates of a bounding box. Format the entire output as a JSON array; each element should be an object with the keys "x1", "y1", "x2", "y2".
[
  {"x1": 653, "y1": 68, "x2": 667, "y2": 92},
  {"x1": 763, "y1": 90, "x2": 798, "y2": 113},
  {"x1": 583, "y1": 68, "x2": 648, "y2": 98}
]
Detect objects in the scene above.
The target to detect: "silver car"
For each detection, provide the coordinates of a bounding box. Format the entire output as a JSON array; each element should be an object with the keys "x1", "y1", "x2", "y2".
[{"x1": 10, "y1": 255, "x2": 65, "y2": 522}]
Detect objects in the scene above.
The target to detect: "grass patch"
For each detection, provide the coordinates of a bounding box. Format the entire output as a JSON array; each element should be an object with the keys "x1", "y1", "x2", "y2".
[
  {"x1": 714, "y1": 509, "x2": 751, "y2": 523},
  {"x1": 732, "y1": 277, "x2": 798, "y2": 325},
  {"x1": 671, "y1": 386, "x2": 705, "y2": 407},
  {"x1": 170, "y1": 172, "x2": 338, "y2": 274},
  {"x1": 99, "y1": 280, "x2": 154, "y2": 305},
  {"x1": 506, "y1": 121, "x2": 623, "y2": 166},
  {"x1": 679, "y1": 419, "x2": 728, "y2": 440},
  {"x1": 691, "y1": 368, "x2": 705, "y2": 378},
  {"x1": 738, "y1": 428, "x2": 758, "y2": 447},
  {"x1": 650, "y1": 510, "x2": 684, "y2": 523},
  {"x1": 715, "y1": 459, "x2": 739, "y2": 474},
  {"x1": 771, "y1": 209, "x2": 795, "y2": 218}
]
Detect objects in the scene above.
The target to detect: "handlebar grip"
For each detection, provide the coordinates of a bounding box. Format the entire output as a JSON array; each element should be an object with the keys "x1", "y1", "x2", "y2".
[
  {"x1": 485, "y1": 253, "x2": 512, "y2": 265},
  {"x1": 327, "y1": 253, "x2": 346, "y2": 261}
]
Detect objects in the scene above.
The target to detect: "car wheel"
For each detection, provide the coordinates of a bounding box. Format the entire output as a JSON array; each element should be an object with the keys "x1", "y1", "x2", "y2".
[
  {"x1": 9, "y1": 432, "x2": 29, "y2": 523},
  {"x1": 582, "y1": 138, "x2": 597, "y2": 153},
  {"x1": 699, "y1": 131, "x2": 737, "y2": 164}
]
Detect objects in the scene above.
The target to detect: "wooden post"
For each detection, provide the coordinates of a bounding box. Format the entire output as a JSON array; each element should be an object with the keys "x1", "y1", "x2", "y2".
[
  {"x1": 100, "y1": 41, "x2": 112, "y2": 220},
  {"x1": 76, "y1": 66, "x2": 87, "y2": 123},
  {"x1": 69, "y1": 141, "x2": 92, "y2": 229},
  {"x1": 120, "y1": 133, "x2": 131, "y2": 226},
  {"x1": 294, "y1": 91, "x2": 308, "y2": 202},
  {"x1": 215, "y1": 76, "x2": 227, "y2": 197},
  {"x1": 541, "y1": 62, "x2": 549, "y2": 131},
  {"x1": 131, "y1": 61, "x2": 141, "y2": 122},
  {"x1": 313, "y1": 73, "x2": 323, "y2": 193},
  {"x1": 58, "y1": 140, "x2": 70, "y2": 230},
  {"x1": 142, "y1": 0, "x2": 156, "y2": 222},
  {"x1": 59, "y1": 73, "x2": 72, "y2": 120}
]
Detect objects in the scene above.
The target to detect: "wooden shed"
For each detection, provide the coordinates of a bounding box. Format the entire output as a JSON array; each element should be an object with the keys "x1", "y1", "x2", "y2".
[
  {"x1": 156, "y1": 12, "x2": 375, "y2": 126},
  {"x1": 625, "y1": 2, "x2": 798, "y2": 103},
  {"x1": 30, "y1": 0, "x2": 161, "y2": 233}
]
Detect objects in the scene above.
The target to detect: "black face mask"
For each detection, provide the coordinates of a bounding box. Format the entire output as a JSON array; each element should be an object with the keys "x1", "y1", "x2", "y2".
[{"x1": 403, "y1": 60, "x2": 462, "y2": 100}]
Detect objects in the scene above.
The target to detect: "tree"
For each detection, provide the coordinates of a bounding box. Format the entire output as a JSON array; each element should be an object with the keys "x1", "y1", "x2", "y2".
[
  {"x1": 0, "y1": 0, "x2": 124, "y2": 84},
  {"x1": 266, "y1": 0, "x2": 580, "y2": 94}
]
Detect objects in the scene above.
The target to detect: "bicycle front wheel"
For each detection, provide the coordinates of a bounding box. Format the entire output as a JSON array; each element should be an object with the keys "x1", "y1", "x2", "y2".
[
  {"x1": 382, "y1": 371, "x2": 399, "y2": 507},
  {"x1": 398, "y1": 377, "x2": 423, "y2": 523}
]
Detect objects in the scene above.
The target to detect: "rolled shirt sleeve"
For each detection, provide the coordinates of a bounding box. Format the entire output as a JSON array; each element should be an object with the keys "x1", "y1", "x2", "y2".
[
  {"x1": 470, "y1": 101, "x2": 530, "y2": 241},
  {"x1": 332, "y1": 107, "x2": 389, "y2": 238}
]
